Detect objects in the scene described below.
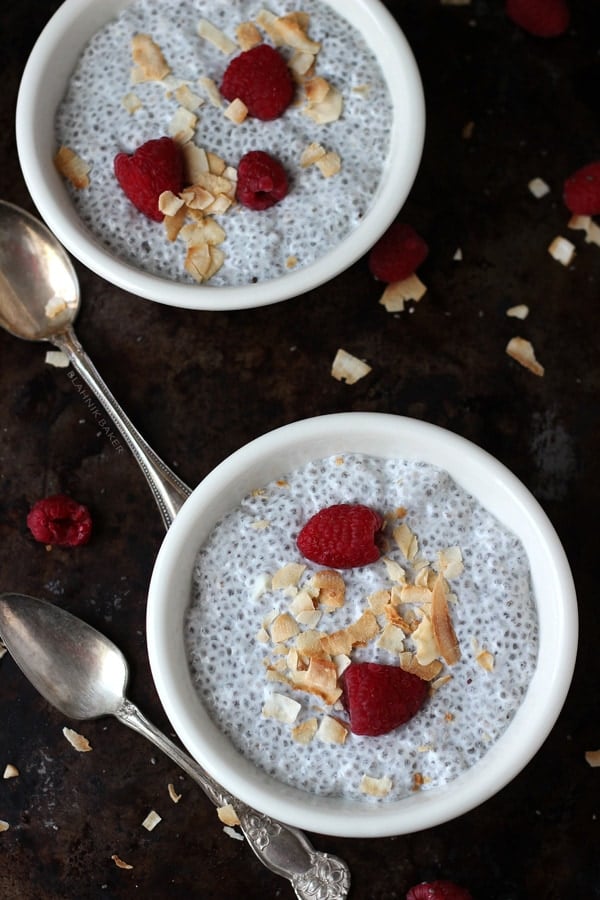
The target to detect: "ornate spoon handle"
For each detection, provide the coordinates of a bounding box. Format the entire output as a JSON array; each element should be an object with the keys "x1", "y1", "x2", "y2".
[{"x1": 116, "y1": 698, "x2": 351, "y2": 899}]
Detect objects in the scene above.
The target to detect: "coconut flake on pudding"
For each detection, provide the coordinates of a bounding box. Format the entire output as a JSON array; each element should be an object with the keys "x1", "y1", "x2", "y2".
[
  {"x1": 54, "y1": 0, "x2": 393, "y2": 286},
  {"x1": 185, "y1": 453, "x2": 539, "y2": 804}
]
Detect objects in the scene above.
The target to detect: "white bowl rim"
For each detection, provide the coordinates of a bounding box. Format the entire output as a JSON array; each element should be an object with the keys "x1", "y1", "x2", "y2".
[
  {"x1": 146, "y1": 412, "x2": 578, "y2": 838},
  {"x1": 16, "y1": 0, "x2": 425, "y2": 311}
]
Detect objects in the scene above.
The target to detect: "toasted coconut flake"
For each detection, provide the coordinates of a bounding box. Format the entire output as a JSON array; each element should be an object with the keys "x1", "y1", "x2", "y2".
[
  {"x1": 437, "y1": 546, "x2": 464, "y2": 579},
  {"x1": 122, "y1": 91, "x2": 142, "y2": 114},
  {"x1": 316, "y1": 151, "x2": 341, "y2": 178},
  {"x1": 111, "y1": 854, "x2": 133, "y2": 870},
  {"x1": 331, "y1": 348, "x2": 372, "y2": 384},
  {"x1": 412, "y1": 613, "x2": 439, "y2": 666},
  {"x1": 198, "y1": 76, "x2": 224, "y2": 107},
  {"x1": 379, "y1": 274, "x2": 427, "y2": 312},
  {"x1": 274, "y1": 13, "x2": 321, "y2": 54},
  {"x1": 217, "y1": 804, "x2": 240, "y2": 826},
  {"x1": 289, "y1": 589, "x2": 317, "y2": 616},
  {"x1": 54, "y1": 146, "x2": 91, "y2": 190},
  {"x1": 585, "y1": 750, "x2": 600, "y2": 767},
  {"x1": 296, "y1": 609, "x2": 323, "y2": 628},
  {"x1": 305, "y1": 76, "x2": 331, "y2": 105},
  {"x1": 476, "y1": 649, "x2": 495, "y2": 672},
  {"x1": 400, "y1": 651, "x2": 443, "y2": 682},
  {"x1": 159, "y1": 190, "x2": 185, "y2": 217},
  {"x1": 528, "y1": 176, "x2": 550, "y2": 198},
  {"x1": 360, "y1": 774, "x2": 392, "y2": 798},
  {"x1": 286, "y1": 255, "x2": 299, "y2": 269},
  {"x1": 141, "y1": 810, "x2": 162, "y2": 831},
  {"x1": 131, "y1": 34, "x2": 170, "y2": 82},
  {"x1": 377, "y1": 622, "x2": 406, "y2": 654},
  {"x1": 197, "y1": 18, "x2": 237, "y2": 54},
  {"x1": 317, "y1": 716, "x2": 348, "y2": 744},
  {"x1": 174, "y1": 84, "x2": 203, "y2": 112},
  {"x1": 291, "y1": 656, "x2": 341, "y2": 705},
  {"x1": 270, "y1": 612, "x2": 300, "y2": 644},
  {"x1": 382, "y1": 556, "x2": 407, "y2": 584},
  {"x1": 262, "y1": 691, "x2": 301, "y2": 723},
  {"x1": 62, "y1": 726, "x2": 92, "y2": 752},
  {"x1": 300, "y1": 141, "x2": 326, "y2": 168},
  {"x1": 394, "y1": 523, "x2": 419, "y2": 561},
  {"x1": 569, "y1": 214, "x2": 591, "y2": 233},
  {"x1": 3, "y1": 764, "x2": 18, "y2": 779},
  {"x1": 255, "y1": 9, "x2": 284, "y2": 45},
  {"x1": 291, "y1": 717, "x2": 318, "y2": 744},
  {"x1": 311, "y1": 570, "x2": 345, "y2": 608},
  {"x1": 506, "y1": 304, "x2": 529, "y2": 319},
  {"x1": 289, "y1": 50, "x2": 315, "y2": 77},
  {"x1": 181, "y1": 142, "x2": 209, "y2": 183},
  {"x1": 400, "y1": 584, "x2": 432, "y2": 606},
  {"x1": 352, "y1": 83, "x2": 372, "y2": 97},
  {"x1": 320, "y1": 627, "x2": 352, "y2": 657},
  {"x1": 383, "y1": 605, "x2": 413, "y2": 632},
  {"x1": 333, "y1": 653, "x2": 351, "y2": 677},
  {"x1": 431, "y1": 672, "x2": 453, "y2": 690},
  {"x1": 167, "y1": 783, "x2": 182, "y2": 803},
  {"x1": 303, "y1": 84, "x2": 343, "y2": 124},
  {"x1": 347, "y1": 609, "x2": 380, "y2": 646},
  {"x1": 168, "y1": 107, "x2": 198, "y2": 144},
  {"x1": 431, "y1": 575, "x2": 461, "y2": 665},
  {"x1": 295, "y1": 629, "x2": 325, "y2": 656},
  {"x1": 224, "y1": 98, "x2": 249, "y2": 124},
  {"x1": 236, "y1": 21, "x2": 263, "y2": 49},
  {"x1": 272, "y1": 562, "x2": 306, "y2": 590},
  {"x1": 548, "y1": 235, "x2": 575, "y2": 266},
  {"x1": 163, "y1": 204, "x2": 187, "y2": 242},
  {"x1": 368, "y1": 589, "x2": 392, "y2": 614},
  {"x1": 506, "y1": 336, "x2": 545, "y2": 377}
]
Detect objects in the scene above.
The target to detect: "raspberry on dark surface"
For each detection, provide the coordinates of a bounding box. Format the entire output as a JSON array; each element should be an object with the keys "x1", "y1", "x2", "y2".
[
  {"x1": 563, "y1": 161, "x2": 600, "y2": 215},
  {"x1": 114, "y1": 136, "x2": 184, "y2": 222},
  {"x1": 406, "y1": 879, "x2": 474, "y2": 900},
  {"x1": 27, "y1": 494, "x2": 92, "y2": 547},
  {"x1": 342, "y1": 662, "x2": 428, "y2": 736},
  {"x1": 236, "y1": 150, "x2": 288, "y2": 210},
  {"x1": 296, "y1": 504, "x2": 383, "y2": 569},
  {"x1": 505, "y1": 0, "x2": 570, "y2": 37},
  {"x1": 368, "y1": 222, "x2": 429, "y2": 283},
  {"x1": 221, "y1": 44, "x2": 295, "y2": 121}
]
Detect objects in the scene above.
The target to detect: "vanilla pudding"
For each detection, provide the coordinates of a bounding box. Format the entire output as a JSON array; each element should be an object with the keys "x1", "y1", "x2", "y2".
[
  {"x1": 185, "y1": 453, "x2": 539, "y2": 804},
  {"x1": 54, "y1": 0, "x2": 393, "y2": 286}
]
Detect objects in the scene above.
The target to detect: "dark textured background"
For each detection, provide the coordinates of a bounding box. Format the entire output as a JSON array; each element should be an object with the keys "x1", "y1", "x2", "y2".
[{"x1": 0, "y1": 1, "x2": 599, "y2": 897}]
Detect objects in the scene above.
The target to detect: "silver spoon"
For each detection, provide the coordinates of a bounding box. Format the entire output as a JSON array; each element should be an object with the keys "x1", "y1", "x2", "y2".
[
  {"x1": 0, "y1": 199, "x2": 188, "y2": 529},
  {"x1": 0, "y1": 592, "x2": 350, "y2": 899}
]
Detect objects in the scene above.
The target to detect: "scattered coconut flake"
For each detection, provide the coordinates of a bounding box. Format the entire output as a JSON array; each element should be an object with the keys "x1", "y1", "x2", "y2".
[
  {"x1": 359, "y1": 774, "x2": 393, "y2": 798},
  {"x1": 130, "y1": 34, "x2": 170, "y2": 82},
  {"x1": 431, "y1": 575, "x2": 461, "y2": 665},
  {"x1": 291, "y1": 717, "x2": 318, "y2": 744},
  {"x1": 506, "y1": 304, "x2": 529, "y2": 320},
  {"x1": 548, "y1": 235, "x2": 576, "y2": 266},
  {"x1": 158, "y1": 190, "x2": 185, "y2": 217},
  {"x1": 585, "y1": 750, "x2": 600, "y2": 767},
  {"x1": 217, "y1": 804, "x2": 241, "y2": 826},
  {"x1": 62, "y1": 726, "x2": 92, "y2": 752},
  {"x1": 311, "y1": 570, "x2": 345, "y2": 608},
  {"x1": 121, "y1": 92, "x2": 142, "y2": 114},
  {"x1": 303, "y1": 84, "x2": 343, "y2": 124},
  {"x1": 270, "y1": 612, "x2": 301, "y2": 643},
  {"x1": 528, "y1": 177, "x2": 550, "y2": 198},
  {"x1": 141, "y1": 810, "x2": 162, "y2": 831},
  {"x1": 54, "y1": 146, "x2": 91, "y2": 189},
  {"x1": 394, "y1": 523, "x2": 419, "y2": 561},
  {"x1": 286, "y1": 255, "x2": 298, "y2": 269},
  {"x1": 168, "y1": 107, "x2": 198, "y2": 143},
  {"x1": 368, "y1": 589, "x2": 392, "y2": 615},
  {"x1": 379, "y1": 274, "x2": 427, "y2": 312},
  {"x1": 272, "y1": 562, "x2": 306, "y2": 590},
  {"x1": 273, "y1": 13, "x2": 321, "y2": 54},
  {"x1": 0, "y1": 821, "x2": 9, "y2": 833},
  {"x1": 412, "y1": 613, "x2": 439, "y2": 666},
  {"x1": 174, "y1": 84, "x2": 203, "y2": 112},
  {"x1": 223, "y1": 825, "x2": 245, "y2": 841},
  {"x1": 224, "y1": 97, "x2": 249, "y2": 124},
  {"x1": 289, "y1": 49, "x2": 316, "y2": 77},
  {"x1": 300, "y1": 141, "x2": 326, "y2": 168},
  {"x1": 506, "y1": 336, "x2": 545, "y2": 377},
  {"x1": 167, "y1": 783, "x2": 182, "y2": 803},
  {"x1": 382, "y1": 556, "x2": 407, "y2": 584},
  {"x1": 437, "y1": 546, "x2": 464, "y2": 579},
  {"x1": 377, "y1": 622, "x2": 406, "y2": 654},
  {"x1": 476, "y1": 648, "x2": 495, "y2": 672},
  {"x1": 111, "y1": 854, "x2": 133, "y2": 870},
  {"x1": 197, "y1": 18, "x2": 237, "y2": 55},
  {"x1": 316, "y1": 151, "x2": 341, "y2": 178},
  {"x1": 236, "y1": 21, "x2": 263, "y2": 49},
  {"x1": 331, "y1": 348, "x2": 372, "y2": 384},
  {"x1": 3, "y1": 764, "x2": 18, "y2": 779},
  {"x1": 197, "y1": 76, "x2": 224, "y2": 107},
  {"x1": 262, "y1": 692, "x2": 301, "y2": 724},
  {"x1": 316, "y1": 716, "x2": 348, "y2": 745},
  {"x1": 45, "y1": 350, "x2": 69, "y2": 368},
  {"x1": 568, "y1": 214, "x2": 600, "y2": 248}
]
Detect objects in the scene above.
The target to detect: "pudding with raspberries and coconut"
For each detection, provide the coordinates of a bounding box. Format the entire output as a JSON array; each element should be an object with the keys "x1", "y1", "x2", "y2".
[
  {"x1": 54, "y1": 0, "x2": 394, "y2": 286},
  {"x1": 185, "y1": 453, "x2": 538, "y2": 803}
]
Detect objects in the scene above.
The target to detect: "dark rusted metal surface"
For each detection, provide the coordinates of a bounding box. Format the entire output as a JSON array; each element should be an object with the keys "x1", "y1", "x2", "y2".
[{"x1": 0, "y1": 1, "x2": 598, "y2": 897}]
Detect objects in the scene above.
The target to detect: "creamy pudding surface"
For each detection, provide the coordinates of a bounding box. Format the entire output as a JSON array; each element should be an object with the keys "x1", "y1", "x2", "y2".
[
  {"x1": 55, "y1": 0, "x2": 393, "y2": 286},
  {"x1": 186, "y1": 453, "x2": 539, "y2": 804}
]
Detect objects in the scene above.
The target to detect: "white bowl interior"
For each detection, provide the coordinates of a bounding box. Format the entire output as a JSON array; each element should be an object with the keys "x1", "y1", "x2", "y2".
[
  {"x1": 146, "y1": 413, "x2": 578, "y2": 837},
  {"x1": 16, "y1": 0, "x2": 425, "y2": 310}
]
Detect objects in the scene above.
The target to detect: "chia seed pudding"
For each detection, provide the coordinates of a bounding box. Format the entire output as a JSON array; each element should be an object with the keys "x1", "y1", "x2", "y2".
[
  {"x1": 186, "y1": 453, "x2": 539, "y2": 804},
  {"x1": 54, "y1": 0, "x2": 393, "y2": 286}
]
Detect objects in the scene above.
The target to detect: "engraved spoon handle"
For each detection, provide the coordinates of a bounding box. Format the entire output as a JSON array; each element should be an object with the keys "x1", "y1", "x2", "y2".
[
  {"x1": 116, "y1": 698, "x2": 351, "y2": 899},
  {"x1": 52, "y1": 324, "x2": 191, "y2": 529}
]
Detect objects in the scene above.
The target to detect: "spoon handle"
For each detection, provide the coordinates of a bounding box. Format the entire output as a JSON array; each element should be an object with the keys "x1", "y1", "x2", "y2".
[
  {"x1": 115, "y1": 697, "x2": 350, "y2": 900},
  {"x1": 52, "y1": 325, "x2": 191, "y2": 529}
]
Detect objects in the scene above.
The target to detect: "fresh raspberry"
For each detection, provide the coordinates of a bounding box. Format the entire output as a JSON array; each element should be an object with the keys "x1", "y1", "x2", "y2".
[
  {"x1": 563, "y1": 161, "x2": 600, "y2": 215},
  {"x1": 342, "y1": 662, "x2": 427, "y2": 736},
  {"x1": 114, "y1": 137, "x2": 184, "y2": 222},
  {"x1": 368, "y1": 222, "x2": 429, "y2": 283},
  {"x1": 221, "y1": 44, "x2": 295, "y2": 121},
  {"x1": 236, "y1": 151, "x2": 288, "y2": 210},
  {"x1": 296, "y1": 504, "x2": 383, "y2": 569},
  {"x1": 505, "y1": 0, "x2": 570, "y2": 37},
  {"x1": 27, "y1": 494, "x2": 92, "y2": 547},
  {"x1": 406, "y1": 880, "x2": 473, "y2": 900}
]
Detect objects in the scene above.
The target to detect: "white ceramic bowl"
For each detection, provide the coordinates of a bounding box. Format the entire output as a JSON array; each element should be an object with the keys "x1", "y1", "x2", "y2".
[
  {"x1": 16, "y1": 0, "x2": 425, "y2": 311},
  {"x1": 146, "y1": 412, "x2": 578, "y2": 838}
]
